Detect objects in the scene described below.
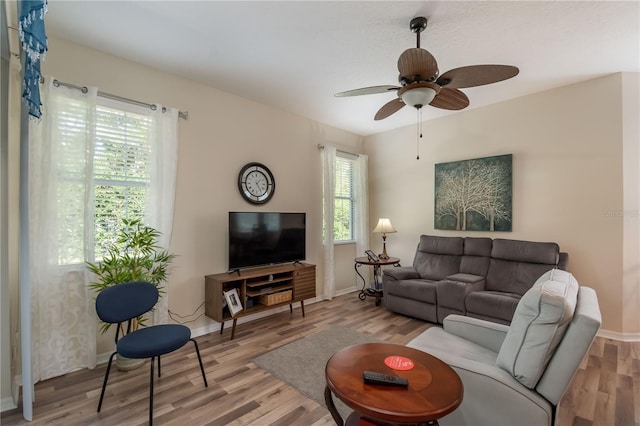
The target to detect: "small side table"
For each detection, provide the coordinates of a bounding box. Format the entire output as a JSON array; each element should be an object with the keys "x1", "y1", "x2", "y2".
[{"x1": 354, "y1": 256, "x2": 401, "y2": 306}]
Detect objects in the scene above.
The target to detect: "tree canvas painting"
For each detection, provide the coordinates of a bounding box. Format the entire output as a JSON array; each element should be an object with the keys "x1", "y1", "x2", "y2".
[{"x1": 435, "y1": 154, "x2": 512, "y2": 231}]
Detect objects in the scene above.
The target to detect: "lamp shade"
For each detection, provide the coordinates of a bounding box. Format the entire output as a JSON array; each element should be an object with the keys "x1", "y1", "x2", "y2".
[
  {"x1": 373, "y1": 218, "x2": 397, "y2": 234},
  {"x1": 400, "y1": 87, "x2": 436, "y2": 109}
]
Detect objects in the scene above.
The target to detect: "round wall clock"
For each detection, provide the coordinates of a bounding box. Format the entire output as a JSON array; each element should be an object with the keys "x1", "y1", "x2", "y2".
[{"x1": 237, "y1": 162, "x2": 275, "y2": 204}]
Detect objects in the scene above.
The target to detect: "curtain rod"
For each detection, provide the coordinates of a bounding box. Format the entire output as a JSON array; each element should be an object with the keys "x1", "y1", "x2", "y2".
[
  {"x1": 316, "y1": 144, "x2": 359, "y2": 157},
  {"x1": 48, "y1": 78, "x2": 188, "y2": 120}
]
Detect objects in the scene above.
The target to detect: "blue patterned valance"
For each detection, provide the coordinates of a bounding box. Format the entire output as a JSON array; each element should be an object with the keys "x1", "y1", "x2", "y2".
[{"x1": 19, "y1": 0, "x2": 48, "y2": 119}]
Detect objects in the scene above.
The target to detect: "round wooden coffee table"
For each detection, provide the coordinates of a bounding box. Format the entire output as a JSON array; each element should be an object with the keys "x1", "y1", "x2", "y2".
[{"x1": 324, "y1": 343, "x2": 463, "y2": 425}]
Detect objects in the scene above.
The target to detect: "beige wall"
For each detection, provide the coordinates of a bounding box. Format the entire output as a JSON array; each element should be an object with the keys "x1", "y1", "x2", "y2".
[
  {"x1": 622, "y1": 72, "x2": 640, "y2": 335},
  {"x1": 41, "y1": 36, "x2": 364, "y2": 355},
  {"x1": 366, "y1": 73, "x2": 639, "y2": 337}
]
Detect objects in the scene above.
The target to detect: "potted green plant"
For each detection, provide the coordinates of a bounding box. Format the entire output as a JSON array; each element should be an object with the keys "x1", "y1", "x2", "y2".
[{"x1": 86, "y1": 218, "x2": 175, "y2": 370}]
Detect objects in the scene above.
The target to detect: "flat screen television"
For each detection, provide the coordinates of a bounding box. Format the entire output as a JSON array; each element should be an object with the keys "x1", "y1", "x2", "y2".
[{"x1": 228, "y1": 212, "x2": 306, "y2": 270}]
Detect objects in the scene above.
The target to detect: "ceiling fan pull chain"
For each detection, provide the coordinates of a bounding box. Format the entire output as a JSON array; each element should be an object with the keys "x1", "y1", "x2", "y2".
[{"x1": 416, "y1": 108, "x2": 422, "y2": 160}]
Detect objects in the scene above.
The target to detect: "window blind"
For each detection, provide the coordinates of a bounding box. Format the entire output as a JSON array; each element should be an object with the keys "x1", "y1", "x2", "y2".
[
  {"x1": 335, "y1": 153, "x2": 356, "y2": 241},
  {"x1": 56, "y1": 96, "x2": 153, "y2": 264}
]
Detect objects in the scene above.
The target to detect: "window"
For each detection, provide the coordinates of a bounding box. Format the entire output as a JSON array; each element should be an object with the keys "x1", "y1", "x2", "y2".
[
  {"x1": 334, "y1": 152, "x2": 357, "y2": 242},
  {"x1": 57, "y1": 97, "x2": 152, "y2": 264}
]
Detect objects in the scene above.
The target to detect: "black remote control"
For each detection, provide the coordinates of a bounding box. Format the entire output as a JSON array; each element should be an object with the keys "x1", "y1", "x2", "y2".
[{"x1": 363, "y1": 371, "x2": 409, "y2": 387}]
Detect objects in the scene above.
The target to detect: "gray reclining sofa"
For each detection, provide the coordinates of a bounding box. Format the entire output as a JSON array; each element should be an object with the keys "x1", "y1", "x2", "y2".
[{"x1": 382, "y1": 235, "x2": 568, "y2": 325}]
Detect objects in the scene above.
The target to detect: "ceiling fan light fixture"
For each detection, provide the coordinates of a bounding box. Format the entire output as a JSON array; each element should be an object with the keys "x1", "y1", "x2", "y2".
[{"x1": 400, "y1": 87, "x2": 436, "y2": 109}]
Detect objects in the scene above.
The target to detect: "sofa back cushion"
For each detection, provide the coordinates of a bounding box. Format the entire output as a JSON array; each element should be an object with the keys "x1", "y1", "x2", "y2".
[
  {"x1": 486, "y1": 239, "x2": 560, "y2": 294},
  {"x1": 459, "y1": 237, "x2": 492, "y2": 276},
  {"x1": 413, "y1": 235, "x2": 463, "y2": 280},
  {"x1": 491, "y1": 239, "x2": 560, "y2": 264},
  {"x1": 535, "y1": 286, "x2": 601, "y2": 404},
  {"x1": 496, "y1": 269, "x2": 578, "y2": 389}
]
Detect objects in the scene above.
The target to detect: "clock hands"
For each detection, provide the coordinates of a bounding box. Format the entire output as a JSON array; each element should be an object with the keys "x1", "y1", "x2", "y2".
[{"x1": 246, "y1": 173, "x2": 268, "y2": 196}]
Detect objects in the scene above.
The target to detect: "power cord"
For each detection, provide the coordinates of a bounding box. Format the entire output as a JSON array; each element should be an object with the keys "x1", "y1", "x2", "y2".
[{"x1": 168, "y1": 302, "x2": 205, "y2": 325}]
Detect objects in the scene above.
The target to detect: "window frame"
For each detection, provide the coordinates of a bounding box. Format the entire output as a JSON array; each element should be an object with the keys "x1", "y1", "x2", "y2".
[
  {"x1": 334, "y1": 151, "x2": 358, "y2": 244},
  {"x1": 57, "y1": 96, "x2": 153, "y2": 266}
]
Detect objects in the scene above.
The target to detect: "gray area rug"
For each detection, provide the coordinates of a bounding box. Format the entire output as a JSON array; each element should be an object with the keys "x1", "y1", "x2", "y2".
[{"x1": 252, "y1": 326, "x2": 381, "y2": 419}]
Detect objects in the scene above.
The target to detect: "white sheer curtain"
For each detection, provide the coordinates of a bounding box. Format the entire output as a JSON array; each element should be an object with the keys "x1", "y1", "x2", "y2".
[
  {"x1": 146, "y1": 106, "x2": 179, "y2": 324},
  {"x1": 322, "y1": 147, "x2": 369, "y2": 299},
  {"x1": 28, "y1": 80, "x2": 180, "y2": 380},
  {"x1": 354, "y1": 154, "x2": 369, "y2": 258},
  {"x1": 28, "y1": 79, "x2": 98, "y2": 381},
  {"x1": 321, "y1": 145, "x2": 336, "y2": 300}
]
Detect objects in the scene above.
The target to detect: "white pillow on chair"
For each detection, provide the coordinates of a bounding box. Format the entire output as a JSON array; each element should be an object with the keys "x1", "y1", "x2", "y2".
[{"x1": 496, "y1": 269, "x2": 578, "y2": 388}]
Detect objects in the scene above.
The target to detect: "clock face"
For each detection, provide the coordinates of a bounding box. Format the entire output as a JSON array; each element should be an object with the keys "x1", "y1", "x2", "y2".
[{"x1": 238, "y1": 162, "x2": 275, "y2": 204}]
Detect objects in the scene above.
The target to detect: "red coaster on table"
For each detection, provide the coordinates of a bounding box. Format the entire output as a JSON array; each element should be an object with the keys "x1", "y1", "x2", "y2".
[{"x1": 384, "y1": 355, "x2": 415, "y2": 371}]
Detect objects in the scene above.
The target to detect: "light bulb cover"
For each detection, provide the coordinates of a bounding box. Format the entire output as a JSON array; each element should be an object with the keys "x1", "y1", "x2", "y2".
[{"x1": 400, "y1": 87, "x2": 437, "y2": 108}]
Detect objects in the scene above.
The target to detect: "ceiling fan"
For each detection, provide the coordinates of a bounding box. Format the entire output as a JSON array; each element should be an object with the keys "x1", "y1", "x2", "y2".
[{"x1": 335, "y1": 17, "x2": 519, "y2": 121}]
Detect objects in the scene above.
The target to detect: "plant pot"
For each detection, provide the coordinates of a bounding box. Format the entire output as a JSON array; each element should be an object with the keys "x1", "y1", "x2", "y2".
[{"x1": 116, "y1": 354, "x2": 145, "y2": 371}]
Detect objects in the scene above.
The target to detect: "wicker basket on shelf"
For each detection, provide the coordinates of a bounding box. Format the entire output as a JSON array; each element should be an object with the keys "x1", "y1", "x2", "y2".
[{"x1": 259, "y1": 290, "x2": 292, "y2": 306}]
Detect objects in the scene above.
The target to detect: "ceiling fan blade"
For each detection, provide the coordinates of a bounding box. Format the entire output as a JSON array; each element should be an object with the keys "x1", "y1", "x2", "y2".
[
  {"x1": 436, "y1": 65, "x2": 519, "y2": 89},
  {"x1": 429, "y1": 88, "x2": 469, "y2": 110},
  {"x1": 375, "y1": 98, "x2": 405, "y2": 120},
  {"x1": 397, "y1": 48, "x2": 438, "y2": 83},
  {"x1": 334, "y1": 85, "x2": 399, "y2": 97}
]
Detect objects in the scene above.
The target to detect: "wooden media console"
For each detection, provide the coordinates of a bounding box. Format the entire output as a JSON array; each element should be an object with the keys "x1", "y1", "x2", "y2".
[{"x1": 204, "y1": 262, "x2": 316, "y2": 339}]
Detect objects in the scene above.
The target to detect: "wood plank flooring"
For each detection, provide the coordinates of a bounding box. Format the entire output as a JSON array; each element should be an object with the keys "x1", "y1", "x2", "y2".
[{"x1": 2, "y1": 293, "x2": 638, "y2": 425}]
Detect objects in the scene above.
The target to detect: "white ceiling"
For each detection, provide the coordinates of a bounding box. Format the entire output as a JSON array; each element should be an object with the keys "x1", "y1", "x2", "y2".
[{"x1": 44, "y1": 1, "x2": 639, "y2": 136}]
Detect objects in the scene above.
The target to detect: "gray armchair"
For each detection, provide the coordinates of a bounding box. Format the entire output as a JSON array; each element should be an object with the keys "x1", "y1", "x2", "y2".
[{"x1": 407, "y1": 269, "x2": 601, "y2": 426}]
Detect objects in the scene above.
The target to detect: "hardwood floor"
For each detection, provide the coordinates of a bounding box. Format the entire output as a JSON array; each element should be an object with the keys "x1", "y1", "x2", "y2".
[{"x1": 2, "y1": 293, "x2": 638, "y2": 425}]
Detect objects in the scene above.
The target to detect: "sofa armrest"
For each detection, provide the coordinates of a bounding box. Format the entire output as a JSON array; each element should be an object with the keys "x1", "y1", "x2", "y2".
[
  {"x1": 436, "y1": 355, "x2": 553, "y2": 426},
  {"x1": 443, "y1": 315, "x2": 509, "y2": 353},
  {"x1": 382, "y1": 266, "x2": 419, "y2": 281},
  {"x1": 445, "y1": 273, "x2": 486, "y2": 285},
  {"x1": 436, "y1": 278, "x2": 485, "y2": 314},
  {"x1": 409, "y1": 327, "x2": 553, "y2": 425}
]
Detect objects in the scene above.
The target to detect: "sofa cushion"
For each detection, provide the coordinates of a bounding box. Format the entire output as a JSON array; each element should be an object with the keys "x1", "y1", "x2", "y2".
[
  {"x1": 465, "y1": 291, "x2": 521, "y2": 322},
  {"x1": 408, "y1": 325, "x2": 500, "y2": 367},
  {"x1": 458, "y1": 237, "x2": 492, "y2": 277},
  {"x1": 463, "y1": 237, "x2": 493, "y2": 257},
  {"x1": 459, "y1": 255, "x2": 491, "y2": 277},
  {"x1": 491, "y1": 239, "x2": 559, "y2": 265},
  {"x1": 486, "y1": 259, "x2": 558, "y2": 295},
  {"x1": 417, "y1": 235, "x2": 464, "y2": 255},
  {"x1": 385, "y1": 279, "x2": 437, "y2": 303},
  {"x1": 413, "y1": 236, "x2": 463, "y2": 281},
  {"x1": 496, "y1": 269, "x2": 578, "y2": 389}
]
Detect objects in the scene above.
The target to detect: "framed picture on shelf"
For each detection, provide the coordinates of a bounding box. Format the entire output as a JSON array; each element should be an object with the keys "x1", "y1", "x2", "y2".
[{"x1": 223, "y1": 288, "x2": 243, "y2": 317}]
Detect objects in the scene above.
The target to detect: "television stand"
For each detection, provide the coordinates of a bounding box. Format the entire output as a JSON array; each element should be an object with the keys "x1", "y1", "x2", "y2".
[{"x1": 205, "y1": 262, "x2": 316, "y2": 340}]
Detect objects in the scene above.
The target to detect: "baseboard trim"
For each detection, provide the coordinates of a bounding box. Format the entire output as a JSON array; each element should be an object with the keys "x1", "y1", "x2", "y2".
[
  {"x1": 598, "y1": 329, "x2": 640, "y2": 342},
  {"x1": 1, "y1": 375, "x2": 19, "y2": 412},
  {"x1": 1, "y1": 396, "x2": 17, "y2": 412},
  {"x1": 335, "y1": 286, "x2": 358, "y2": 297}
]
